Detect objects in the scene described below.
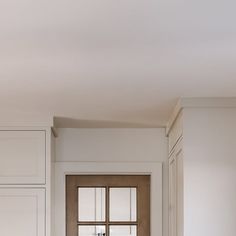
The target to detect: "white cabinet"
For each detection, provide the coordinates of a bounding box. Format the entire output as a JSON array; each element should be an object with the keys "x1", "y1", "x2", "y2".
[
  {"x1": 169, "y1": 151, "x2": 177, "y2": 236},
  {"x1": 0, "y1": 188, "x2": 45, "y2": 236},
  {"x1": 168, "y1": 109, "x2": 183, "y2": 236},
  {"x1": 0, "y1": 130, "x2": 46, "y2": 184},
  {"x1": 169, "y1": 141, "x2": 183, "y2": 236},
  {"x1": 167, "y1": 98, "x2": 236, "y2": 236},
  {"x1": 0, "y1": 123, "x2": 54, "y2": 236}
]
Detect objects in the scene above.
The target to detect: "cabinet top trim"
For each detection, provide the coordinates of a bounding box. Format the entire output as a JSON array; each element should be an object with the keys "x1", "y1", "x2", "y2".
[
  {"x1": 166, "y1": 97, "x2": 236, "y2": 135},
  {"x1": 0, "y1": 113, "x2": 54, "y2": 127}
]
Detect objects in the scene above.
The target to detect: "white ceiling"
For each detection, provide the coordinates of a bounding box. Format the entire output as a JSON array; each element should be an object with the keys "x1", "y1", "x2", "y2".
[{"x1": 1, "y1": 0, "x2": 236, "y2": 127}]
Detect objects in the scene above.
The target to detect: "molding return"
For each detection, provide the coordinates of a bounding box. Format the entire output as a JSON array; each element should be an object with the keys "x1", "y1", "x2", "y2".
[
  {"x1": 51, "y1": 127, "x2": 58, "y2": 137},
  {"x1": 166, "y1": 99, "x2": 182, "y2": 136}
]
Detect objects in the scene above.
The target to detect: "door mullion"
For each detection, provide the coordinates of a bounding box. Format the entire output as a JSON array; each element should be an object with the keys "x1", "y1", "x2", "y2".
[
  {"x1": 106, "y1": 186, "x2": 109, "y2": 236},
  {"x1": 66, "y1": 175, "x2": 150, "y2": 236}
]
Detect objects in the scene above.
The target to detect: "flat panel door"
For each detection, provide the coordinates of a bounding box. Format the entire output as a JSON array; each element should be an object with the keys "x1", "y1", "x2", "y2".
[
  {"x1": 169, "y1": 154, "x2": 177, "y2": 236},
  {"x1": 0, "y1": 130, "x2": 46, "y2": 184},
  {"x1": 176, "y1": 147, "x2": 183, "y2": 236},
  {"x1": 169, "y1": 141, "x2": 183, "y2": 236},
  {"x1": 0, "y1": 188, "x2": 45, "y2": 236}
]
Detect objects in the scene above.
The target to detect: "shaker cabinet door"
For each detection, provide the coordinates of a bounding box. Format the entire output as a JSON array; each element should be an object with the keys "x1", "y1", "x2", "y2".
[
  {"x1": 169, "y1": 153, "x2": 177, "y2": 236},
  {"x1": 169, "y1": 141, "x2": 183, "y2": 236},
  {"x1": 0, "y1": 188, "x2": 45, "y2": 236},
  {"x1": 0, "y1": 130, "x2": 46, "y2": 184}
]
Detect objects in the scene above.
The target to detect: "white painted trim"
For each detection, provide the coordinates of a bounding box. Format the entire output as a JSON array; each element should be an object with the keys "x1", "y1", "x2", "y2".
[
  {"x1": 180, "y1": 97, "x2": 236, "y2": 108},
  {"x1": 51, "y1": 127, "x2": 58, "y2": 138},
  {"x1": 0, "y1": 113, "x2": 54, "y2": 127},
  {"x1": 0, "y1": 126, "x2": 51, "y2": 131},
  {"x1": 166, "y1": 100, "x2": 182, "y2": 136},
  {"x1": 166, "y1": 97, "x2": 236, "y2": 135},
  {"x1": 55, "y1": 162, "x2": 162, "y2": 236}
]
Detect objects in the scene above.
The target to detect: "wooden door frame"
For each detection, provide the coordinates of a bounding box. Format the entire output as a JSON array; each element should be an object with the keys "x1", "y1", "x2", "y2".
[{"x1": 55, "y1": 162, "x2": 162, "y2": 236}]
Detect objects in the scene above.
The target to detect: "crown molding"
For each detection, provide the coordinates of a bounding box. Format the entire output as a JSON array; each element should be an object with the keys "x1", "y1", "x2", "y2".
[
  {"x1": 0, "y1": 112, "x2": 54, "y2": 127},
  {"x1": 166, "y1": 97, "x2": 236, "y2": 135}
]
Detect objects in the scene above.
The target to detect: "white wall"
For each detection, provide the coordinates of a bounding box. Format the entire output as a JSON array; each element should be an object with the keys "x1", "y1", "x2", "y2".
[
  {"x1": 56, "y1": 128, "x2": 167, "y2": 162},
  {"x1": 55, "y1": 128, "x2": 168, "y2": 236},
  {"x1": 183, "y1": 108, "x2": 236, "y2": 236}
]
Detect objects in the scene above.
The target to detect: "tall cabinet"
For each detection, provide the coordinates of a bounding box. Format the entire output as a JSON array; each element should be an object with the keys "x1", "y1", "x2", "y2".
[
  {"x1": 0, "y1": 117, "x2": 55, "y2": 236},
  {"x1": 168, "y1": 111, "x2": 183, "y2": 236},
  {"x1": 167, "y1": 98, "x2": 236, "y2": 236}
]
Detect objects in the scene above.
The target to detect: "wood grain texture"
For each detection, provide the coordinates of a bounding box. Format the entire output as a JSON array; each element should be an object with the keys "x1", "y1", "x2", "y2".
[{"x1": 66, "y1": 175, "x2": 150, "y2": 236}]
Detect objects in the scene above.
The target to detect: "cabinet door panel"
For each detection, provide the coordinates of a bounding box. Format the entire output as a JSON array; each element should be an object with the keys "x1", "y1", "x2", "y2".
[
  {"x1": 0, "y1": 188, "x2": 45, "y2": 236},
  {"x1": 169, "y1": 155, "x2": 177, "y2": 236},
  {"x1": 169, "y1": 141, "x2": 183, "y2": 236},
  {"x1": 176, "y1": 148, "x2": 183, "y2": 236},
  {"x1": 0, "y1": 130, "x2": 46, "y2": 184}
]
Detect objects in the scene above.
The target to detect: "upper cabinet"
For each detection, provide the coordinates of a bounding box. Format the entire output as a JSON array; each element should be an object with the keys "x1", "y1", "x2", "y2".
[
  {"x1": 0, "y1": 130, "x2": 46, "y2": 184},
  {"x1": 0, "y1": 115, "x2": 55, "y2": 236}
]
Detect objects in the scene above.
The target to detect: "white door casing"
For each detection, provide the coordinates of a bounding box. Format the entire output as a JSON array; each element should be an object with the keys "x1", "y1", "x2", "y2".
[{"x1": 55, "y1": 162, "x2": 162, "y2": 236}]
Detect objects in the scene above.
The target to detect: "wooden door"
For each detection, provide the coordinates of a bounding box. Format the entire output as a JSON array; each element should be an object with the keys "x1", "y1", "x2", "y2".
[{"x1": 66, "y1": 175, "x2": 150, "y2": 236}]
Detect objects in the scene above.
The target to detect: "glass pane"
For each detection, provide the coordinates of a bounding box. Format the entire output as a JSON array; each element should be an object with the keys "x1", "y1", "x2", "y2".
[
  {"x1": 78, "y1": 187, "x2": 106, "y2": 221},
  {"x1": 78, "y1": 225, "x2": 106, "y2": 236},
  {"x1": 109, "y1": 225, "x2": 137, "y2": 236},
  {"x1": 109, "y1": 188, "x2": 137, "y2": 221}
]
